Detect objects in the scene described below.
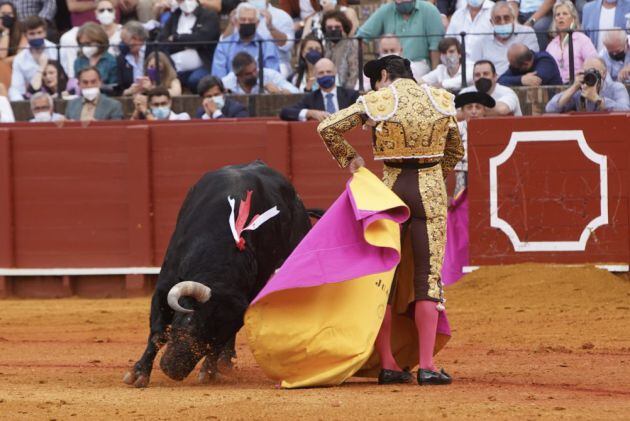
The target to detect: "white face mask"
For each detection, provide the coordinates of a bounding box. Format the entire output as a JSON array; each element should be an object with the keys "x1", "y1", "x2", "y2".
[
  {"x1": 212, "y1": 95, "x2": 225, "y2": 109},
  {"x1": 33, "y1": 111, "x2": 52, "y2": 122},
  {"x1": 248, "y1": 0, "x2": 266, "y2": 11},
  {"x1": 179, "y1": 0, "x2": 198, "y2": 14},
  {"x1": 96, "y1": 10, "x2": 115, "y2": 25},
  {"x1": 82, "y1": 45, "x2": 98, "y2": 58},
  {"x1": 82, "y1": 86, "x2": 100, "y2": 101}
]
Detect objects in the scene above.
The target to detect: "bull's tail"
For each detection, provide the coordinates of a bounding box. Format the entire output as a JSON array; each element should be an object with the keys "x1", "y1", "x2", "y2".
[{"x1": 306, "y1": 208, "x2": 325, "y2": 220}]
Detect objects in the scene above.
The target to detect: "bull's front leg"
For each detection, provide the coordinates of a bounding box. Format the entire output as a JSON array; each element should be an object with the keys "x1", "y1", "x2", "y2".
[
  {"x1": 123, "y1": 290, "x2": 173, "y2": 388},
  {"x1": 198, "y1": 335, "x2": 237, "y2": 383}
]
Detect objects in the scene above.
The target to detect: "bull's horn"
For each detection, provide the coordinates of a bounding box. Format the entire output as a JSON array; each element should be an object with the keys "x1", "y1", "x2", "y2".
[{"x1": 167, "y1": 281, "x2": 212, "y2": 313}]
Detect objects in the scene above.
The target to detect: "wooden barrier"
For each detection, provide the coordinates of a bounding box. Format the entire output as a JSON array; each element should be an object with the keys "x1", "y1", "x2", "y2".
[
  {"x1": 1, "y1": 116, "x2": 628, "y2": 297},
  {"x1": 468, "y1": 114, "x2": 629, "y2": 269}
]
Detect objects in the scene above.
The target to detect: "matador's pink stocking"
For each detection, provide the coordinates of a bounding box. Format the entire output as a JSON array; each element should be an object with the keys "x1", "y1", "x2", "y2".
[
  {"x1": 375, "y1": 305, "x2": 401, "y2": 371},
  {"x1": 415, "y1": 300, "x2": 438, "y2": 371}
]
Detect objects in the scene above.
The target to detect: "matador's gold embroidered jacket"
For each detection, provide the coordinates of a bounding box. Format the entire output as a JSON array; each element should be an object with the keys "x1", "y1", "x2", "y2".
[{"x1": 317, "y1": 78, "x2": 464, "y2": 179}]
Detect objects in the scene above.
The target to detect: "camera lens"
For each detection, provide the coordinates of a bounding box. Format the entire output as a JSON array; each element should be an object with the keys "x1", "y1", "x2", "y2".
[{"x1": 583, "y1": 69, "x2": 600, "y2": 87}]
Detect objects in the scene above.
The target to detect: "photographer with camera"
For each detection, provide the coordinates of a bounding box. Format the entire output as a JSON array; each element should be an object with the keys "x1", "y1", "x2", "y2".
[{"x1": 545, "y1": 57, "x2": 630, "y2": 113}]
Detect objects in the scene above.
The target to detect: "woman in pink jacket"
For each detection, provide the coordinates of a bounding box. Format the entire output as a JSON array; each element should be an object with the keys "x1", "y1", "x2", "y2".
[{"x1": 546, "y1": 0, "x2": 598, "y2": 83}]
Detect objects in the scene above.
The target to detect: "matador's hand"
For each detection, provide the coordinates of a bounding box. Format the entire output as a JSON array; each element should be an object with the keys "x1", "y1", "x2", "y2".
[{"x1": 348, "y1": 156, "x2": 365, "y2": 173}]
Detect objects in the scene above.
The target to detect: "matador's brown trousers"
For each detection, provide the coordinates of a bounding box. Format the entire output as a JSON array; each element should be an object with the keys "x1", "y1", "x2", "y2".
[{"x1": 382, "y1": 162, "x2": 447, "y2": 303}]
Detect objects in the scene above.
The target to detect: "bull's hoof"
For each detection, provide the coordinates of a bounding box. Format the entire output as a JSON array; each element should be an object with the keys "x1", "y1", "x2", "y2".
[
  {"x1": 198, "y1": 369, "x2": 217, "y2": 384},
  {"x1": 123, "y1": 371, "x2": 150, "y2": 388}
]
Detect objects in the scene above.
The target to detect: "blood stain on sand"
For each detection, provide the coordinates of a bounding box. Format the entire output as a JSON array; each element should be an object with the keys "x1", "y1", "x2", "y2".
[{"x1": 0, "y1": 264, "x2": 628, "y2": 419}]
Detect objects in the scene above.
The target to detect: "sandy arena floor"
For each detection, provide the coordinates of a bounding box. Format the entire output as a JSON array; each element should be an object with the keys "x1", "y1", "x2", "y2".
[{"x1": 1, "y1": 264, "x2": 629, "y2": 420}]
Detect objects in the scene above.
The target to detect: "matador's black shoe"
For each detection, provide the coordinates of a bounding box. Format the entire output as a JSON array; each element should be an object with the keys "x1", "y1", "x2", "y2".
[
  {"x1": 378, "y1": 369, "x2": 413, "y2": 385},
  {"x1": 417, "y1": 368, "x2": 452, "y2": 385}
]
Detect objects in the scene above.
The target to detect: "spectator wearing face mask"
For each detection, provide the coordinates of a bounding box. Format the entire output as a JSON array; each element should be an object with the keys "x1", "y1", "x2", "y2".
[
  {"x1": 546, "y1": 0, "x2": 597, "y2": 84},
  {"x1": 212, "y1": 2, "x2": 281, "y2": 79},
  {"x1": 9, "y1": 16, "x2": 58, "y2": 101},
  {"x1": 583, "y1": 0, "x2": 630, "y2": 52},
  {"x1": 74, "y1": 22, "x2": 119, "y2": 87},
  {"x1": 546, "y1": 56, "x2": 630, "y2": 112},
  {"x1": 600, "y1": 28, "x2": 630, "y2": 83},
  {"x1": 95, "y1": 0, "x2": 122, "y2": 56},
  {"x1": 321, "y1": 10, "x2": 357, "y2": 90},
  {"x1": 280, "y1": 57, "x2": 359, "y2": 121},
  {"x1": 29, "y1": 92, "x2": 65, "y2": 122},
  {"x1": 196, "y1": 75, "x2": 249, "y2": 119},
  {"x1": 291, "y1": 34, "x2": 325, "y2": 92},
  {"x1": 302, "y1": 0, "x2": 359, "y2": 40},
  {"x1": 65, "y1": 66, "x2": 123, "y2": 121},
  {"x1": 118, "y1": 21, "x2": 151, "y2": 96},
  {"x1": 498, "y1": 42, "x2": 562, "y2": 86},
  {"x1": 458, "y1": 59, "x2": 522, "y2": 117},
  {"x1": 420, "y1": 38, "x2": 474, "y2": 91},
  {"x1": 222, "y1": 51, "x2": 297, "y2": 94},
  {"x1": 469, "y1": 1, "x2": 539, "y2": 76},
  {"x1": 144, "y1": 51, "x2": 183, "y2": 96},
  {"x1": 0, "y1": 1, "x2": 26, "y2": 68},
  {"x1": 245, "y1": 0, "x2": 294, "y2": 78},
  {"x1": 145, "y1": 86, "x2": 190, "y2": 120},
  {"x1": 157, "y1": 0, "x2": 220, "y2": 93},
  {"x1": 445, "y1": 0, "x2": 494, "y2": 61},
  {"x1": 356, "y1": 0, "x2": 445, "y2": 70}
]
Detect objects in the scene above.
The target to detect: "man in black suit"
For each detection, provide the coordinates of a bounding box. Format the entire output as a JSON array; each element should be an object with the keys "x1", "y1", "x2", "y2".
[
  {"x1": 196, "y1": 76, "x2": 249, "y2": 119},
  {"x1": 157, "y1": 0, "x2": 220, "y2": 93},
  {"x1": 280, "y1": 58, "x2": 360, "y2": 122}
]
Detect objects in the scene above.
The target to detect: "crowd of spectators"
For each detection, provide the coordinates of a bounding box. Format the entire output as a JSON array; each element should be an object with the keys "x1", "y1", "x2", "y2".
[{"x1": 0, "y1": 0, "x2": 629, "y2": 123}]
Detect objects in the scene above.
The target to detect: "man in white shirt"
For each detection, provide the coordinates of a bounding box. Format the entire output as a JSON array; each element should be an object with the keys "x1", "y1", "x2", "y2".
[
  {"x1": 221, "y1": 51, "x2": 298, "y2": 94},
  {"x1": 29, "y1": 92, "x2": 64, "y2": 122},
  {"x1": 8, "y1": 16, "x2": 58, "y2": 101},
  {"x1": 468, "y1": 1, "x2": 539, "y2": 75},
  {"x1": 446, "y1": 0, "x2": 494, "y2": 61},
  {"x1": 247, "y1": 0, "x2": 295, "y2": 77},
  {"x1": 147, "y1": 87, "x2": 191, "y2": 120},
  {"x1": 459, "y1": 59, "x2": 522, "y2": 117},
  {"x1": 420, "y1": 37, "x2": 474, "y2": 90}
]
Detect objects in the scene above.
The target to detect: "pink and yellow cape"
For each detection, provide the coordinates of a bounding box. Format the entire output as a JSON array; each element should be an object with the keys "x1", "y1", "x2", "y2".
[{"x1": 244, "y1": 168, "x2": 450, "y2": 388}]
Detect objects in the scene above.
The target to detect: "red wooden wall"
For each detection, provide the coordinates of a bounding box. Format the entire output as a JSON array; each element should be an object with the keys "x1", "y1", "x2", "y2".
[{"x1": 468, "y1": 114, "x2": 629, "y2": 267}]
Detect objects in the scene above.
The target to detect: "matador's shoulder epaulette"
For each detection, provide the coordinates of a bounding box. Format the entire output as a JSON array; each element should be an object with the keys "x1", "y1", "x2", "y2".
[
  {"x1": 356, "y1": 85, "x2": 398, "y2": 122},
  {"x1": 421, "y1": 85, "x2": 457, "y2": 116}
]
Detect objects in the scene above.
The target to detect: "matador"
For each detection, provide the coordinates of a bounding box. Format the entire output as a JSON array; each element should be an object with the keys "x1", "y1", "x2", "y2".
[{"x1": 317, "y1": 55, "x2": 464, "y2": 386}]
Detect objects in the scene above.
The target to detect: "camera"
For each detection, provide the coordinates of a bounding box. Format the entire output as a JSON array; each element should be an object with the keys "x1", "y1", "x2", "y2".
[{"x1": 583, "y1": 68, "x2": 602, "y2": 87}]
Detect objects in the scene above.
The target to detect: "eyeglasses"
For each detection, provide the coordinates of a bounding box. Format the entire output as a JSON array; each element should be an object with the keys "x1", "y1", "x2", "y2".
[
  {"x1": 97, "y1": 8, "x2": 114, "y2": 12},
  {"x1": 32, "y1": 105, "x2": 51, "y2": 112}
]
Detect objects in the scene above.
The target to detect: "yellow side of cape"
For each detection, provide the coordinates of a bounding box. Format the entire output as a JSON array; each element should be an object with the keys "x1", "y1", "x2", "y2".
[{"x1": 244, "y1": 168, "x2": 406, "y2": 388}]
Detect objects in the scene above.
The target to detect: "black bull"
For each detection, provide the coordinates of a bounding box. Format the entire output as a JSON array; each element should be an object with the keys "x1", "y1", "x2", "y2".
[{"x1": 123, "y1": 161, "x2": 312, "y2": 387}]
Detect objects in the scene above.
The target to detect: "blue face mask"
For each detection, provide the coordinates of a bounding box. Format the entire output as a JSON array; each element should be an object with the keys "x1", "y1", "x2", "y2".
[
  {"x1": 467, "y1": 0, "x2": 484, "y2": 7},
  {"x1": 305, "y1": 50, "x2": 322, "y2": 65},
  {"x1": 494, "y1": 23, "x2": 513, "y2": 39},
  {"x1": 28, "y1": 37, "x2": 45, "y2": 48},
  {"x1": 151, "y1": 106, "x2": 170, "y2": 120},
  {"x1": 119, "y1": 41, "x2": 130, "y2": 57},
  {"x1": 395, "y1": 0, "x2": 415, "y2": 15},
  {"x1": 317, "y1": 75, "x2": 336, "y2": 89}
]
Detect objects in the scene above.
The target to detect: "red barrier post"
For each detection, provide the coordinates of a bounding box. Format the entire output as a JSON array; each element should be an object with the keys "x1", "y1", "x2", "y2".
[
  {"x1": 0, "y1": 129, "x2": 13, "y2": 296},
  {"x1": 125, "y1": 125, "x2": 154, "y2": 294}
]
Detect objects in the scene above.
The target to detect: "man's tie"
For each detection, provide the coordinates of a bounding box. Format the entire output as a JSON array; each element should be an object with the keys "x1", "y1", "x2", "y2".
[{"x1": 325, "y1": 92, "x2": 336, "y2": 113}]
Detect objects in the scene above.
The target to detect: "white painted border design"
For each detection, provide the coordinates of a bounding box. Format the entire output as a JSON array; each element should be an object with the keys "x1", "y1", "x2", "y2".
[
  {"x1": 489, "y1": 130, "x2": 608, "y2": 252},
  {"x1": 462, "y1": 265, "x2": 629, "y2": 273}
]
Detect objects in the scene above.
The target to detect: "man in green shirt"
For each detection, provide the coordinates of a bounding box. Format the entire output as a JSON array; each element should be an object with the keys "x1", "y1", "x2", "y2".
[{"x1": 356, "y1": 0, "x2": 445, "y2": 71}]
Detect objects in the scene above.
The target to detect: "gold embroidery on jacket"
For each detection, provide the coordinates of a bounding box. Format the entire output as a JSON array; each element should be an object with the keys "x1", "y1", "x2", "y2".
[
  {"x1": 317, "y1": 103, "x2": 363, "y2": 168},
  {"x1": 417, "y1": 165, "x2": 447, "y2": 300}
]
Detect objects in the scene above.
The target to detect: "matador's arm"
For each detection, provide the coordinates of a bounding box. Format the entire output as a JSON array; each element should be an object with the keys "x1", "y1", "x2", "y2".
[
  {"x1": 440, "y1": 116, "x2": 464, "y2": 179},
  {"x1": 316, "y1": 103, "x2": 365, "y2": 168}
]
